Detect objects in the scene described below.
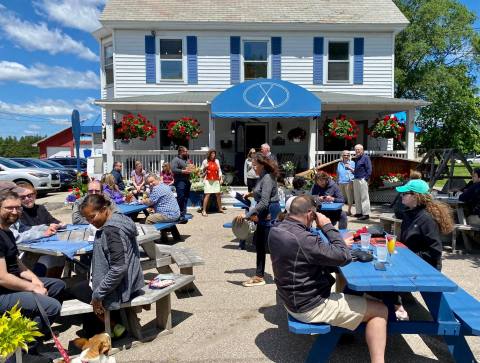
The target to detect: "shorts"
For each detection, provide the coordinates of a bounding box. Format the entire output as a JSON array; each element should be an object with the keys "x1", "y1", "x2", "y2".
[
  {"x1": 204, "y1": 180, "x2": 221, "y2": 194},
  {"x1": 287, "y1": 293, "x2": 367, "y2": 331}
]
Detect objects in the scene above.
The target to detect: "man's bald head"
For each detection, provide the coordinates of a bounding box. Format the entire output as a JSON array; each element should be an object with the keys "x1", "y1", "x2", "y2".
[{"x1": 289, "y1": 195, "x2": 316, "y2": 216}]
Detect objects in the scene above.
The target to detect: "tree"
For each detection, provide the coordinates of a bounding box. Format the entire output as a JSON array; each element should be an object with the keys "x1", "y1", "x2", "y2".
[
  {"x1": 0, "y1": 135, "x2": 44, "y2": 157},
  {"x1": 394, "y1": 0, "x2": 480, "y2": 153}
]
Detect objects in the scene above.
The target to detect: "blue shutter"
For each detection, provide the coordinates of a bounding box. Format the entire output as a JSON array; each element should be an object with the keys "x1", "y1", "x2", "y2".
[
  {"x1": 313, "y1": 37, "x2": 324, "y2": 85},
  {"x1": 187, "y1": 36, "x2": 198, "y2": 84},
  {"x1": 271, "y1": 37, "x2": 281, "y2": 80},
  {"x1": 354, "y1": 38, "x2": 364, "y2": 85},
  {"x1": 230, "y1": 36, "x2": 241, "y2": 84},
  {"x1": 145, "y1": 35, "x2": 156, "y2": 84}
]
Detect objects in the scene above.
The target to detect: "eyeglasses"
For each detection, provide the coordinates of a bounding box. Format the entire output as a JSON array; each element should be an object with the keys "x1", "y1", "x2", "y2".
[
  {"x1": 2, "y1": 206, "x2": 22, "y2": 212},
  {"x1": 20, "y1": 193, "x2": 36, "y2": 200},
  {"x1": 88, "y1": 189, "x2": 101, "y2": 194}
]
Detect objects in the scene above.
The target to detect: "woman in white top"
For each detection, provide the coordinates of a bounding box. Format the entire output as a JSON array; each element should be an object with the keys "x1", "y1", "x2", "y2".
[
  {"x1": 244, "y1": 148, "x2": 259, "y2": 192},
  {"x1": 201, "y1": 149, "x2": 224, "y2": 216}
]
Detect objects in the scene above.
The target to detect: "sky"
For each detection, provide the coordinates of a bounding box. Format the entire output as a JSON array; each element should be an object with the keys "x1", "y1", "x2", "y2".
[{"x1": 0, "y1": 0, "x2": 478, "y2": 138}]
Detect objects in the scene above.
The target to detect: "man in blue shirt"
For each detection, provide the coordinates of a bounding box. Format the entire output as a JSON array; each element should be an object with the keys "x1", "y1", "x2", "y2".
[
  {"x1": 111, "y1": 161, "x2": 125, "y2": 190},
  {"x1": 337, "y1": 150, "x2": 355, "y2": 216},
  {"x1": 143, "y1": 174, "x2": 180, "y2": 223},
  {"x1": 352, "y1": 144, "x2": 372, "y2": 220}
]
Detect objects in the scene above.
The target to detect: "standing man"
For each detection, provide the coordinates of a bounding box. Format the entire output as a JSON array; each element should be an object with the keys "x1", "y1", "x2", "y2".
[
  {"x1": 260, "y1": 143, "x2": 277, "y2": 163},
  {"x1": 353, "y1": 144, "x2": 372, "y2": 220},
  {"x1": 171, "y1": 146, "x2": 193, "y2": 223},
  {"x1": 111, "y1": 161, "x2": 125, "y2": 191},
  {"x1": 0, "y1": 190, "x2": 65, "y2": 346}
]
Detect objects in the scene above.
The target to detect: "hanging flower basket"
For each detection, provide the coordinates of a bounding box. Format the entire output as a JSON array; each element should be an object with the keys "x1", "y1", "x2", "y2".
[
  {"x1": 326, "y1": 115, "x2": 359, "y2": 140},
  {"x1": 114, "y1": 113, "x2": 157, "y2": 142},
  {"x1": 369, "y1": 115, "x2": 405, "y2": 140},
  {"x1": 167, "y1": 117, "x2": 202, "y2": 142},
  {"x1": 287, "y1": 127, "x2": 307, "y2": 142}
]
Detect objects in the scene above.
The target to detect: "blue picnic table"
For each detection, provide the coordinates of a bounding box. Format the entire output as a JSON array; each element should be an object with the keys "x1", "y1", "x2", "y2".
[
  {"x1": 117, "y1": 203, "x2": 149, "y2": 215},
  {"x1": 295, "y1": 246, "x2": 479, "y2": 363},
  {"x1": 318, "y1": 202, "x2": 343, "y2": 211}
]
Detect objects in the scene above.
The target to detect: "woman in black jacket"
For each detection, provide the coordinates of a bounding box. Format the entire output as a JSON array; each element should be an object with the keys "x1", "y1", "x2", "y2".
[{"x1": 235, "y1": 153, "x2": 281, "y2": 287}]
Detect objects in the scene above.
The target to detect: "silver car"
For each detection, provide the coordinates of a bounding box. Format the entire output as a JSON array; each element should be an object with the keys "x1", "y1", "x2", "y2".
[{"x1": 0, "y1": 157, "x2": 61, "y2": 194}]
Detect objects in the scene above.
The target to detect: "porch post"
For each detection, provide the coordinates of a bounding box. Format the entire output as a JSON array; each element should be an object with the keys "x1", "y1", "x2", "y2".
[
  {"x1": 406, "y1": 108, "x2": 415, "y2": 160},
  {"x1": 308, "y1": 117, "x2": 317, "y2": 168},
  {"x1": 103, "y1": 108, "x2": 114, "y2": 172},
  {"x1": 208, "y1": 110, "x2": 215, "y2": 149}
]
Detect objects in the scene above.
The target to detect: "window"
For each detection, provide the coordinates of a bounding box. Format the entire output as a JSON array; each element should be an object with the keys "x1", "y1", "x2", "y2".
[
  {"x1": 327, "y1": 41, "x2": 350, "y2": 82},
  {"x1": 104, "y1": 44, "x2": 114, "y2": 86},
  {"x1": 159, "y1": 39, "x2": 183, "y2": 80},
  {"x1": 243, "y1": 40, "x2": 268, "y2": 80}
]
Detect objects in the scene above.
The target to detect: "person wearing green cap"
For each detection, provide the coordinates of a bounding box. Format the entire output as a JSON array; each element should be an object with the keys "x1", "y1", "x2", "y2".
[{"x1": 391, "y1": 179, "x2": 454, "y2": 320}]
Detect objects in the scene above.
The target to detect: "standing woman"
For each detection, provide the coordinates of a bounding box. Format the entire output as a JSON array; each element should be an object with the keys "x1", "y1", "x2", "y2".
[
  {"x1": 336, "y1": 150, "x2": 355, "y2": 216},
  {"x1": 393, "y1": 179, "x2": 454, "y2": 320},
  {"x1": 235, "y1": 153, "x2": 280, "y2": 287},
  {"x1": 130, "y1": 161, "x2": 146, "y2": 195},
  {"x1": 244, "y1": 148, "x2": 259, "y2": 192},
  {"x1": 201, "y1": 149, "x2": 224, "y2": 217}
]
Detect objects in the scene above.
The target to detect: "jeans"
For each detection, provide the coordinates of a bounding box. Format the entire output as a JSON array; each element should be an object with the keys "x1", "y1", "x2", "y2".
[
  {"x1": 0, "y1": 277, "x2": 65, "y2": 336},
  {"x1": 174, "y1": 179, "x2": 191, "y2": 217},
  {"x1": 255, "y1": 202, "x2": 281, "y2": 278}
]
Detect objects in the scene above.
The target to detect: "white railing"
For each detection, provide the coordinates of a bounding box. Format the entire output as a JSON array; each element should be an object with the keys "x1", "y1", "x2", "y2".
[
  {"x1": 315, "y1": 150, "x2": 408, "y2": 166},
  {"x1": 112, "y1": 150, "x2": 206, "y2": 178}
]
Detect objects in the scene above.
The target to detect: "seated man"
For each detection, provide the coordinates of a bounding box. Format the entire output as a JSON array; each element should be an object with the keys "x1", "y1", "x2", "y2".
[
  {"x1": 72, "y1": 180, "x2": 118, "y2": 224},
  {"x1": 111, "y1": 161, "x2": 125, "y2": 191},
  {"x1": 143, "y1": 174, "x2": 181, "y2": 241},
  {"x1": 268, "y1": 195, "x2": 388, "y2": 363},
  {"x1": 310, "y1": 171, "x2": 348, "y2": 229},
  {"x1": 459, "y1": 168, "x2": 480, "y2": 227},
  {"x1": 0, "y1": 190, "x2": 65, "y2": 352}
]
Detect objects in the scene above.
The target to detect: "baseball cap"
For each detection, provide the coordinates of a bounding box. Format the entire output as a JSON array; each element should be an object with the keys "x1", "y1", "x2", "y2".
[
  {"x1": 285, "y1": 196, "x2": 296, "y2": 213},
  {"x1": 396, "y1": 179, "x2": 429, "y2": 194},
  {"x1": 0, "y1": 181, "x2": 28, "y2": 194}
]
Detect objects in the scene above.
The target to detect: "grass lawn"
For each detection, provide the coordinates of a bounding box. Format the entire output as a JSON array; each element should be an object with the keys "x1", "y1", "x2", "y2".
[{"x1": 433, "y1": 163, "x2": 479, "y2": 189}]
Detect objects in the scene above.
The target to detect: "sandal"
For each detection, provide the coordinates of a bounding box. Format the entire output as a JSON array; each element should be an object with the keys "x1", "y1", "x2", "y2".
[{"x1": 202, "y1": 211, "x2": 207, "y2": 217}]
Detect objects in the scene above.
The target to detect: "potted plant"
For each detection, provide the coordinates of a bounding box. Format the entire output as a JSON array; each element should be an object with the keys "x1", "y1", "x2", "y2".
[
  {"x1": 0, "y1": 304, "x2": 43, "y2": 363},
  {"x1": 287, "y1": 127, "x2": 307, "y2": 143},
  {"x1": 379, "y1": 172, "x2": 408, "y2": 188},
  {"x1": 167, "y1": 117, "x2": 202, "y2": 145},
  {"x1": 282, "y1": 161, "x2": 296, "y2": 186},
  {"x1": 114, "y1": 113, "x2": 157, "y2": 143},
  {"x1": 326, "y1": 115, "x2": 359, "y2": 140},
  {"x1": 369, "y1": 115, "x2": 405, "y2": 140}
]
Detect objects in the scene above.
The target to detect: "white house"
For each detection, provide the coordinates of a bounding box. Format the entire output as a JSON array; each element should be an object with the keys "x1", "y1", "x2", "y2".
[{"x1": 94, "y1": 0, "x2": 427, "y2": 178}]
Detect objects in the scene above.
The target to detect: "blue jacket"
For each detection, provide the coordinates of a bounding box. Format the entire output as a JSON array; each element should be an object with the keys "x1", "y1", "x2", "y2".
[
  {"x1": 111, "y1": 169, "x2": 125, "y2": 190},
  {"x1": 310, "y1": 180, "x2": 345, "y2": 203},
  {"x1": 336, "y1": 161, "x2": 355, "y2": 184},
  {"x1": 353, "y1": 154, "x2": 372, "y2": 180}
]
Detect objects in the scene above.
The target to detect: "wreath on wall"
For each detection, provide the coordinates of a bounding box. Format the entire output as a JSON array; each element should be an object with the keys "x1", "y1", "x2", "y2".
[{"x1": 287, "y1": 127, "x2": 307, "y2": 142}]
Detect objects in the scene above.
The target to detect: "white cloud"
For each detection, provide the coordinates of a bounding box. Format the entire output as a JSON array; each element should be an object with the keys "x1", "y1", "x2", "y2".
[
  {"x1": 0, "y1": 61, "x2": 99, "y2": 89},
  {"x1": 34, "y1": 0, "x2": 105, "y2": 33},
  {"x1": 29, "y1": 124, "x2": 42, "y2": 130},
  {"x1": 0, "y1": 98, "x2": 98, "y2": 122},
  {"x1": 0, "y1": 6, "x2": 98, "y2": 61},
  {"x1": 24, "y1": 130, "x2": 38, "y2": 135}
]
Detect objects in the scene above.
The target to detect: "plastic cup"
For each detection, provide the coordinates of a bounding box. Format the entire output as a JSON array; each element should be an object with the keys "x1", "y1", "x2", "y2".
[
  {"x1": 386, "y1": 234, "x2": 397, "y2": 254},
  {"x1": 376, "y1": 243, "x2": 388, "y2": 263},
  {"x1": 360, "y1": 233, "x2": 371, "y2": 251}
]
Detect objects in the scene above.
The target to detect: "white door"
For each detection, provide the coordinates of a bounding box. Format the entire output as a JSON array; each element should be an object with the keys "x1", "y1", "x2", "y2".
[{"x1": 47, "y1": 147, "x2": 71, "y2": 158}]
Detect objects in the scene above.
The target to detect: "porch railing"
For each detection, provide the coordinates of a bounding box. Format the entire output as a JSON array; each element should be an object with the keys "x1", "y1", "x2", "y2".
[
  {"x1": 315, "y1": 150, "x2": 408, "y2": 166},
  {"x1": 112, "y1": 150, "x2": 206, "y2": 178}
]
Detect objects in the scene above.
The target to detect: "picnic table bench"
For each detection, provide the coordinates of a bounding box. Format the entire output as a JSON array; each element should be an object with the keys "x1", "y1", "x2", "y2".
[{"x1": 61, "y1": 273, "x2": 194, "y2": 341}]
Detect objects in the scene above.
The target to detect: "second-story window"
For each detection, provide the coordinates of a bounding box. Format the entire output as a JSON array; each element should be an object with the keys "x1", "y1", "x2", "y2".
[
  {"x1": 327, "y1": 41, "x2": 350, "y2": 82},
  {"x1": 244, "y1": 40, "x2": 268, "y2": 80},
  {"x1": 160, "y1": 39, "x2": 183, "y2": 80},
  {"x1": 104, "y1": 44, "x2": 113, "y2": 86}
]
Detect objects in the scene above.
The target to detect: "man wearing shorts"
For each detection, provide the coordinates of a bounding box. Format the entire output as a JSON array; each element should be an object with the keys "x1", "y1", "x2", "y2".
[{"x1": 268, "y1": 195, "x2": 387, "y2": 363}]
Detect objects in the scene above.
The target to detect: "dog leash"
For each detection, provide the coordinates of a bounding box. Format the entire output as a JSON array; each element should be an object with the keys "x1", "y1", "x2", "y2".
[{"x1": 32, "y1": 292, "x2": 71, "y2": 363}]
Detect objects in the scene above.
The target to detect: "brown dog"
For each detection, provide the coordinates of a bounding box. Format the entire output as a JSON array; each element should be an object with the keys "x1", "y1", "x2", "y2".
[{"x1": 58, "y1": 333, "x2": 115, "y2": 363}]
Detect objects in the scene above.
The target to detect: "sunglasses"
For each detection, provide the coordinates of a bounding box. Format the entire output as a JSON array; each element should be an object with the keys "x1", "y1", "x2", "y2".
[
  {"x1": 401, "y1": 191, "x2": 415, "y2": 196},
  {"x1": 20, "y1": 193, "x2": 36, "y2": 200}
]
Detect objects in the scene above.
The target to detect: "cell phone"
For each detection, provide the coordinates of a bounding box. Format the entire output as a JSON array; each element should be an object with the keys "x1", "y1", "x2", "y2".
[{"x1": 374, "y1": 262, "x2": 386, "y2": 271}]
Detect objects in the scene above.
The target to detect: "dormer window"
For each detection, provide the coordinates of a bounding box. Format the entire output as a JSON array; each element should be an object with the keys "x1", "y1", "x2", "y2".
[
  {"x1": 327, "y1": 41, "x2": 350, "y2": 82},
  {"x1": 159, "y1": 39, "x2": 183, "y2": 80},
  {"x1": 243, "y1": 40, "x2": 268, "y2": 80}
]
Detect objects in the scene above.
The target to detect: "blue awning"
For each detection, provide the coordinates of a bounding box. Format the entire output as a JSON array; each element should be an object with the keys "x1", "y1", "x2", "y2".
[
  {"x1": 80, "y1": 117, "x2": 102, "y2": 134},
  {"x1": 394, "y1": 112, "x2": 422, "y2": 133},
  {"x1": 211, "y1": 79, "x2": 321, "y2": 118}
]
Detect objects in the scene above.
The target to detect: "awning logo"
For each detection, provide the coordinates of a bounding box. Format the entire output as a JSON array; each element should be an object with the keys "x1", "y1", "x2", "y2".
[{"x1": 243, "y1": 82, "x2": 290, "y2": 110}]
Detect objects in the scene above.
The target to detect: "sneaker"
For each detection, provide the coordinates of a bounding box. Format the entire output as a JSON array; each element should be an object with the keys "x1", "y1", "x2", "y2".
[
  {"x1": 242, "y1": 276, "x2": 266, "y2": 287},
  {"x1": 353, "y1": 214, "x2": 362, "y2": 218},
  {"x1": 395, "y1": 307, "x2": 409, "y2": 321},
  {"x1": 358, "y1": 215, "x2": 370, "y2": 220}
]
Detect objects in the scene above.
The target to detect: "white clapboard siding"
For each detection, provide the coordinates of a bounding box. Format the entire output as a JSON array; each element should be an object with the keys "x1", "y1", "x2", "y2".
[{"x1": 110, "y1": 30, "x2": 394, "y2": 99}]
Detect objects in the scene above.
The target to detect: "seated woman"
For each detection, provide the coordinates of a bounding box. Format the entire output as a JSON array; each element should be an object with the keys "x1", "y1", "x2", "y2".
[
  {"x1": 72, "y1": 194, "x2": 144, "y2": 336},
  {"x1": 161, "y1": 162, "x2": 175, "y2": 187},
  {"x1": 131, "y1": 160, "x2": 147, "y2": 196},
  {"x1": 310, "y1": 171, "x2": 348, "y2": 230},
  {"x1": 102, "y1": 174, "x2": 125, "y2": 204},
  {"x1": 392, "y1": 179, "x2": 454, "y2": 320}
]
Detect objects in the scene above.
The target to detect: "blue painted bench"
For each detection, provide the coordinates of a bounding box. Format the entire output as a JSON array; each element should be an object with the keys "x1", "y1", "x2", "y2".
[
  {"x1": 444, "y1": 287, "x2": 480, "y2": 336},
  {"x1": 223, "y1": 222, "x2": 233, "y2": 229},
  {"x1": 153, "y1": 213, "x2": 193, "y2": 231}
]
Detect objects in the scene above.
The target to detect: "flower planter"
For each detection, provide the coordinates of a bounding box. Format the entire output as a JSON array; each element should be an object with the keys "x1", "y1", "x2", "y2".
[
  {"x1": 381, "y1": 181, "x2": 403, "y2": 188},
  {"x1": 188, "y1": 191, "x2": 204, "y2": 207},
  {"x1": 223, "y1": 172, "x2": 235, "y2": 185}
]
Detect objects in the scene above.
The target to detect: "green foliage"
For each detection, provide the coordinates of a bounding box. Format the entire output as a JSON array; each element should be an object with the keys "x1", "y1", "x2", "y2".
[
  {"x1": 0, "y1": 135, "x2": 43, "y2": 157},
  {"x1": 394, "y1": 0, "x2": 480, "y2": 153},
  {"x1": 0, "y1": 303, "x2": 42, "y2": 358}
]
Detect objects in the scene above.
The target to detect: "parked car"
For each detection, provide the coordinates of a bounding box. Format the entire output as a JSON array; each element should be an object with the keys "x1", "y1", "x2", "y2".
[
  {"x1": 48, "y1": 157, "x2": 87, "y2": 173},
  {"x1": 11, "y1": 158, "x2": 77, "y2": 190},
  {"x1": 0, "y1": 157, "x2": 60, "y2": 195}
]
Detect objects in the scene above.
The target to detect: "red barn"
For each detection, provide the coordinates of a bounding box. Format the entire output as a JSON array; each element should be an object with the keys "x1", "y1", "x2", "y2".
[{"x1": 34, "y1": 127, "x2": 91, "y2": 159}]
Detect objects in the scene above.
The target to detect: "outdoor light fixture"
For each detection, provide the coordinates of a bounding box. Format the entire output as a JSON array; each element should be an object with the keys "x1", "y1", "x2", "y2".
[
  {"x1": 231, "y1": 122, "x2": 235, "y2": 134},
  {"x1": 276, "y1": 122, "x2": 283, "y2": 134}
]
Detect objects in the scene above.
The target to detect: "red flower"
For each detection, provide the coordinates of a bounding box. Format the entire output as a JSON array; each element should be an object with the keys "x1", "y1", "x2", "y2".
[
  {"x1": 383, "y1": 115, "x2": 390, "y2": 121},
  {"x1": 332, "y1": 131, "x2": 337, "y2": 137}
]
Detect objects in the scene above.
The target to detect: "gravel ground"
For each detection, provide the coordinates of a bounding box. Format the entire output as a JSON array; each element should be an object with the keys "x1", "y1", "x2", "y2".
[{"x1": 35, "y1": 192, "x2": 479, "y2": 363}]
